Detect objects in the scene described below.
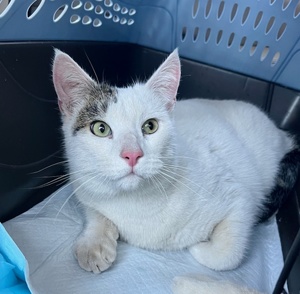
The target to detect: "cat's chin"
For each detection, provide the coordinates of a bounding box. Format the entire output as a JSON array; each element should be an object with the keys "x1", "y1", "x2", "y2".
[{"x1": 117, "y1": 173, "x2": 144, "y2": 191}]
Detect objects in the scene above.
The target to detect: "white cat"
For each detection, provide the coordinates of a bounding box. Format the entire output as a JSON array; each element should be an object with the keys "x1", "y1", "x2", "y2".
[{"x1": 52, "y1": 49, "x2": 296, "y2": 293}]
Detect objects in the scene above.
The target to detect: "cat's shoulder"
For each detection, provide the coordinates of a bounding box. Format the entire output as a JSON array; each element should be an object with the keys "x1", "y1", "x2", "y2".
[
  {"x1": 176, "y1": 98, "x2": 261, "y2": 112},
  {"x1": 176, "y1": 98, "x2": 275, "y2": 125},
  {"x1": 175, "y1": 98, "x2": 264, "y2": 123}
]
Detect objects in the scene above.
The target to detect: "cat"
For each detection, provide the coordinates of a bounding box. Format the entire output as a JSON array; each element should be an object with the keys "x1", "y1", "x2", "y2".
[{"x1": 52, "y1": 48, "x2": 298, "y2": 293}]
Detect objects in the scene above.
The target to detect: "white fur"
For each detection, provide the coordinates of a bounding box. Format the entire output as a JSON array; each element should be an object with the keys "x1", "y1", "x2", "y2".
[
  {"x1": 172, "y1": 276, "x2": 263, "y2": 294},
  {"x1": 53, "y1": 49, "x2": 293, "y2": 289}
]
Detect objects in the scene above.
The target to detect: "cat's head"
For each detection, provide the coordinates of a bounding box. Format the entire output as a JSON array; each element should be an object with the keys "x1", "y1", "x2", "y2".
[{"x1": 52, "y1": 49, "x2": 181, "y2": 194}]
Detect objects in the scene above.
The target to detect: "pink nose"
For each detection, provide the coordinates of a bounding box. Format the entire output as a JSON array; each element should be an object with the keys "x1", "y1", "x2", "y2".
[{"x1": 121, "y1": 150, "x2": 143, "y2": 167}]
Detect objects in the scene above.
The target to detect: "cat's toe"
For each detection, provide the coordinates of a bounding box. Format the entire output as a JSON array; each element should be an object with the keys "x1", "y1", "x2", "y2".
[{"x1": 75, "y1": 236, "x2": 118, "y2": 273}]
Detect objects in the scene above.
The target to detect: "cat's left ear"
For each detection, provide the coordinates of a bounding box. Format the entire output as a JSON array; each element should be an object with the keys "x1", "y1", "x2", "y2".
[
  {"x1": 146, "y1": 49, "x2": 181, "y2": 111},
  {"x1": 52, "y1": 49, "x2": 96, "y2": 116}
]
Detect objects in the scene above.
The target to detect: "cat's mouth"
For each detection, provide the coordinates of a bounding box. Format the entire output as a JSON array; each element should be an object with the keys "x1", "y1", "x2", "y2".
[
  {"x1": 117, "y1": 170, "x2": 144, "y2": 191},
  {"x1": 123, "y1": 171, "x2": 144, "y2": 180}
]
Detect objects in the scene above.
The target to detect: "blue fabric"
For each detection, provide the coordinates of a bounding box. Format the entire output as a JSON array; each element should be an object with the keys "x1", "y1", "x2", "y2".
[{"x1": 0, "y1": 223, "x2": 31, "y2": 294}]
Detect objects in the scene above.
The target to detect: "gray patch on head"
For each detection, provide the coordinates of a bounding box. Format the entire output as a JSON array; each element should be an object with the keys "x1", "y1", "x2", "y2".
[{"x1": 73, "y1": 82, "x2": 117, "y2": 134}]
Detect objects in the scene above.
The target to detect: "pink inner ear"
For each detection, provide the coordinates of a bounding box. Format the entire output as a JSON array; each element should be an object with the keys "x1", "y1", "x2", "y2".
[
  {"x1": 146, "y1": 49, "x2": 181, "y2": 111},
  {"x1": 52, "y1": 50, "x2": 94, "y2": 116},
  {"x1": 53, "y1": 56, "x2": 70, "y2": 114}
]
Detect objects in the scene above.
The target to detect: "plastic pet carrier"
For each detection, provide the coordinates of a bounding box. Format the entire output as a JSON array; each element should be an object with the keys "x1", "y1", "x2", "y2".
[{"x1": 0, "y1": 0, "x2": 300, "y2": 293}]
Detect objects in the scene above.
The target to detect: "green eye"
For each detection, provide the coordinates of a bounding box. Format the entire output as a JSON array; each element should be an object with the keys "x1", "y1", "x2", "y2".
[
  {"x1": 90, "y1": 121, "x2": 112, "y2": 137},
  {"x1": 142, "y1": 119, "x2": 159, "y2": 135}
]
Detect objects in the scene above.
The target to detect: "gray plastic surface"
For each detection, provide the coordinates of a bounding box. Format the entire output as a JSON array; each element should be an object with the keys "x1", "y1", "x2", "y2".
[{"x1": 0, "y1": 0, "x2": 300, "y2": 90}]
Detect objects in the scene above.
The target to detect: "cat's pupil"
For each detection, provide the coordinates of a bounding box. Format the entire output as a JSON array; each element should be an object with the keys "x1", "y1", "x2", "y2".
[
  {"x1": 99, "y1": 124, "x2": 105, "y2": 133},
  {"x1": 147, "y1": 121, "x2": 154, "y2": 130}
]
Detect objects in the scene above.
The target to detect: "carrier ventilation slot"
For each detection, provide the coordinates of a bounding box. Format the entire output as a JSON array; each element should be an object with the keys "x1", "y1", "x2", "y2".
[
  {"x1": 205, "y1": 0, "x2": 212, "y2": 18},
  {"x1": 84, "y1": 1, "x2": 94, "y2": 11},
  {"x1": 82, "y1": 15, "x2": 92, "y2": 24},
  {"x1": 183, "y1": 0, "x2": 292, "y2": 68},
  {"x1": 241, "y1": 7, "x2": 250, "y2": 25},
  {"x1": 265, "y1": 16, "x2": 275, "y2": 34},
  {"x1": 53, "y1": 5, "x2": 68, "y2": 23},
  {"x1": 216, "y1": 30, "x2": 223, "y2": 45},
  {"x1": 254, "y1": 11, "x2": 263, "y2": 29},
  {"x1": 239, "y1": 36, "x2": 247, "y2": 51},
  {"x1": 95, "y1": 5, "x2": 104, "y2": 14},
  {"x1": 260, "y1": 46, "x2": 270, "y2": 61},
  {"x1": 3, "y1": 0, "x2": 137, "y2": 25},
  {"x1": 205, "y1": 28, "x2": 211, "y2": 43},
  {"x1": 250, "y1": 41, "x2": 258, "y2": 56},
  {"x1": 70, "y1": 14, "x2": 81, "y2": 24},
  {"x1": 277, "y1": 23, "x2": 287, "y2": 40},
  {"x1": 295, "y1": 1, "x2": 300, "y2": 18},
  {"x1": 217, "y1": 1, "x2": 225, "y2": 20},
  {"x1": 192, "y1": 0, "x2": 199, "y2": 18},
  {"x1": 281, "y1": 0, "x2": 300, "y2": 16},
  {"x1": 193, "y1": 27, "x2": 199, "y2": 42},
  {"x1": 230, "y1": 3, "x2": 238, "y2": 22},
  {"x1": 0, "y1": 0, "x2": 14, "y2": 17},
  {"x1": 181, "y1": 26, "x2": 187, "y2": 41},
  {"x1": 27, "y1": 0, "x2": 45, "y2": 19},
  {"x1": 71, "y1": 0, "x2": 82, "y2": 9},
  {"x1": 227, "y1": 33, "x2": 235, "y2": 47},
  {"x1": 282, "y1": 0, "x2": 291, "y2": 10},
  {"x1": 70, "y1": 0, "x2": 136, "y2": 26}
]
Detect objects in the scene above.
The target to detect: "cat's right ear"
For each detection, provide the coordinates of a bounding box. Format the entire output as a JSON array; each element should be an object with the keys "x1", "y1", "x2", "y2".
[
  {"x1": 146, "y1": 49, "x2": 181, "y2": 111},
  {"x1": 52, "y1": 49, "x2": 95, "y2": 116}
]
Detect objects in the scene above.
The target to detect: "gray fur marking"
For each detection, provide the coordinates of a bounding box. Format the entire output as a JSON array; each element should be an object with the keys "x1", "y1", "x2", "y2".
[
  {"x1": 257, "y1": 142, "x2": 300, "y2": 223},
  {"x1": 73, "y1": 82, "x2": 117, "y2": 134}
]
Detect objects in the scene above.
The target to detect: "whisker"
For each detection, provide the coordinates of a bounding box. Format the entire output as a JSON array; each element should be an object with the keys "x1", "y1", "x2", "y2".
[
  {"x1": 159, "y1": 155, "x2": 205, "y2": 163},
  {"x1": 28, "y1": 168, "x2": 99, "y2": 189},
  {"x1": 29, "y1": 160, "x2": 69, "y2": 175},
  {"x1": 162, "y1": 166, "x2": 215, "y2": 199},
  {"x1": 33, "y1": 181, "x2": 74, "y2": 219},
  {"x1": 33, "y1": 172, "x2": 96, "y2": 218},
  {"x1": 37, "y1": 174, "x2": 67, "y2": 179},
  {"x1": 84, "y1": 176, "x2": 109, "y2": 208},
  {"x1": 157, "y1": 172, "x2": 182, "y2": 196},
  {"x1": 151, "y1": 175, "x2": 169, "y2": 201},
  {"x1": 162, "y1": 163, "x2": 192, "y2": 172},
  {"x1": 55, "y1": 172, "x2": 100, "y2": 219},
  {"x1": 29, "y1": 175, "x2": 69, "y2": 189},
  {"x1": 84, "y1": 50, "x2": 100, "y2": 85},
  {"x1": 159, "y1": 170, "x2": 207, "y2": 202}
]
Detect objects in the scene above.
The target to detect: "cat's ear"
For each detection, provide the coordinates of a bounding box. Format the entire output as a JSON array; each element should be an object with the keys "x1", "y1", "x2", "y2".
[
  {"x1": 146, "y1": 49, "x2": 181, "y2": 111},
  {"x1": 52, "y1": 49, "x2": 95, "y2": 116}
]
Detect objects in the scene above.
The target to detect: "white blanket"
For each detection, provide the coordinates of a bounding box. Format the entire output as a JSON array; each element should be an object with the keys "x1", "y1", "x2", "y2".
[{"x1": 4, "y1": 184, "x2": 283, "y2": 293}]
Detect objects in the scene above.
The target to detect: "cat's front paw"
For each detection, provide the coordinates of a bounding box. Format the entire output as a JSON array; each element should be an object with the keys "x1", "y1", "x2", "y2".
[{"x1": 74, "y1": 222, "x2": 119, "y2": 274}]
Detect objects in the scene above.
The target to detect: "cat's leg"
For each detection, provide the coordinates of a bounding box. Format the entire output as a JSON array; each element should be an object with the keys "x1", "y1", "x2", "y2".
[
  {"x1": 189, "y1": 206, "x2": 253, "y2": 271},
  {"x1": 74, "y1": 207, "x2": 119, "y2": 273},
  {"x1": 172, "y1": 275, "x2": 262, "y2": 294}
]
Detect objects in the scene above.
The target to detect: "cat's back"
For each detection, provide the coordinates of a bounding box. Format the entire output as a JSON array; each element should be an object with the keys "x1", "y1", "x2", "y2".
[
  {"x1": 174, "y1": 98, "x2": 291, "y2": 152},
  {"x1": 174, "y1": 98, "x2": 268, "y2": 147},
  {"x1": 175, "y1": 98, "x2": 268, "y2": 129},
  {"x1": 174, "y1": 98, "x2": 294, "y2": 193}
]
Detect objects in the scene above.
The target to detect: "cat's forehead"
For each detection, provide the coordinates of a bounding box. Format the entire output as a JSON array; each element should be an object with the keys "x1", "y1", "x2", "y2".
[{"x1": 107, "y1": 84, "x2": 164, "y2": 119}]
